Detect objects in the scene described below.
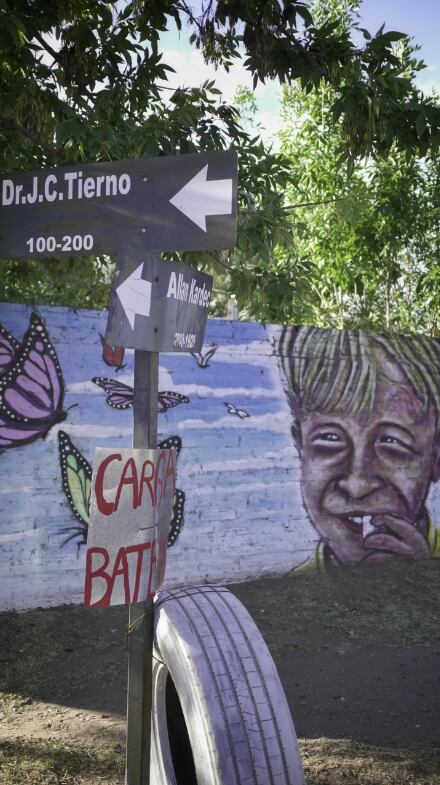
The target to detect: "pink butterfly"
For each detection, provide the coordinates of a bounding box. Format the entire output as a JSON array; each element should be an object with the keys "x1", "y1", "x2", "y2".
[
  {"x1": 92, "y1": 377, "x2": 189, "y2": 412},
  {"x1": 0, "y1": 313, "x2": 66, "y2": 449}
]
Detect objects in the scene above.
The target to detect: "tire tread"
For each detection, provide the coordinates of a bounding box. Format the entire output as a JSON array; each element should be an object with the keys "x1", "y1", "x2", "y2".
[{"x1": 153, "y1": 585, "x2": 304, "y2": 785}]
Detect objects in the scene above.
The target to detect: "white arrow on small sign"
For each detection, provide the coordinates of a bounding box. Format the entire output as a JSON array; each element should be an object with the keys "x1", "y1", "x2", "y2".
[
  {"x1": 106, "y1": 254, "x2": 213, "y2": 353},
  {"x1": 169, "y1": 164, "x2": 233, "y2": 231},
  {"x1": 116, "y1": 262, "x2": 152, "y2": 328}
]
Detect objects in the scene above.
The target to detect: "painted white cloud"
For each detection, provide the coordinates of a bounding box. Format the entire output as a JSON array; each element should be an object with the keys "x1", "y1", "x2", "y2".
[
  {"x1": 178, "y1": 410, "x2": 294, "y2": 433},
  {"x1": 184, "y1": 445, "x2": 298, "y2": 477}
]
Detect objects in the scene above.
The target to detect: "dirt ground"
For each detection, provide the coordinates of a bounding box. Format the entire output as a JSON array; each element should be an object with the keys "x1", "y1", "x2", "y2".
[{"x1": 1, "y1": 559, "x2": 440, "y2": 782}]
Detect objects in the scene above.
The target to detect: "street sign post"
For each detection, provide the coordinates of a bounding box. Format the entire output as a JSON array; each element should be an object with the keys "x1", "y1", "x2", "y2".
[
  {"x1": 1, "y1": 150, "x2": 238, "y2": 785},
  {"x1": 106, "y1": 253, "x2": 213, "y2": 352},
  {"x1": 0, "y1": 151, "x2": 237, "y2": 257}
]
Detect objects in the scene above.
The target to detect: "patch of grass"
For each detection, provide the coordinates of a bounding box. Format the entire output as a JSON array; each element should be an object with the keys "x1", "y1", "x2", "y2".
[
  {"x1": 300, "y1": 738, "x2": 440, "y2": 785},
  {"x1": 1, "y1": 736, "x2": 438, "y2": 785},
  {"x1": 0, "y1": 739, "x2": 124, "y2": 785}
]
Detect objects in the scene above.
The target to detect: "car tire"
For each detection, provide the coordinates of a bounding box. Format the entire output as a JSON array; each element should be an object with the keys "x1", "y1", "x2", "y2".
[{"x1": 151, "y1": 584, "x2": 305, "y2": 785}]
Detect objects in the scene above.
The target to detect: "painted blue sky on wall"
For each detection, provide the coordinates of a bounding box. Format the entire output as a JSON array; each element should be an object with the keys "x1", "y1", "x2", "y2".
[{"x1": 0, "y1": 302, "x2": 311, "y2": 611}]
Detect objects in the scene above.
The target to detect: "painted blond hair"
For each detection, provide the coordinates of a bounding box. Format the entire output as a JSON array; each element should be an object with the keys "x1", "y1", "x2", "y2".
[{"x1": 279, "y1": 326, "x2": 440, "y2": 424}]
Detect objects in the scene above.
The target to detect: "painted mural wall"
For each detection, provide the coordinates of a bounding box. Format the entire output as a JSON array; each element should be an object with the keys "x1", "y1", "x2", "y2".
[{"x1": 0, "y1": 302, "x2": 439, "y2": 611}]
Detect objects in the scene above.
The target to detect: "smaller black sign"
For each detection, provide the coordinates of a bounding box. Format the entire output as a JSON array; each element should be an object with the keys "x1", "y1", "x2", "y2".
[{"x1": 106, "y1": 253, "x2": 213, "y2": 353}]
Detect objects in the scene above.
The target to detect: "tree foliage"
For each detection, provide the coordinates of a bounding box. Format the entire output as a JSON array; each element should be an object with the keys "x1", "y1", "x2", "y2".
[
  {"x1": 234, "y1": 28, "x2": 440, "y2": 335},
  {"x1": 1, "y1": 0, "x2": 440, "y2": 315},
  {"x1": 2, "y1": 0, "x2": 438, "y2": 168},
  {"x1": 184, "y1": 0, "x2": 440, "y2": 160}
]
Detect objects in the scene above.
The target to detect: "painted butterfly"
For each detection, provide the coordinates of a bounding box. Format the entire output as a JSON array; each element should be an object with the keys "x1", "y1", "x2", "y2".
[
  {"x1": 168, "y1": 488, "x2": 185, "y2": 547},
  {"x1": 58, "y1": 430, "x2": 91, "y2": 549},
  {"x1": 0, "y1": 312, "x2": 66, "y2": 450},
  {"x1": 0, "y1": 322, "x2": 20, "y2": 375},
  {"x1": 58, "y1": 431, "x2": 185, "y2": 549},
  {"x1": 99, "y1": 333, "x2": 126, "y2": 371},
  {"x1": 224, "y1": 401, "x2": 250, "y2": 419},
  {"x1": 190, "y1": 344, "x2": 218, "y2": 368},
  {"x1": 156, "y1": 435, "x2": 185, "y2": 548},
  {"x1": 92, "y1": 376, "x2": 189, "y2": 412}
]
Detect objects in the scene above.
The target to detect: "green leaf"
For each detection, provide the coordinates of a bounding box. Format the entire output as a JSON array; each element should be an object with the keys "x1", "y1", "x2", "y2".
[{"x1": 416, "y1": 112, "x2": 427, "y2": 139}]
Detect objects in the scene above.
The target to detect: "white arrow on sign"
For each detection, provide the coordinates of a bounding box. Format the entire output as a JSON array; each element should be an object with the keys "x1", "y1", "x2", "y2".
[
  {"x1": 169, "y1": 164, "x2": 233, "y2": 232},
  {"x1": 116, "y1": 263, "x2": 152, "y2": 329}
]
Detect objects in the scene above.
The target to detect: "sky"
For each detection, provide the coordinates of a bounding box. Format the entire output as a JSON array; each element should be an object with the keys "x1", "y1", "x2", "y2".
[
  {"x1": 158, "y1": 0, "x2": 440, "y2": 145},
  {"x1": 357, "y1": 0, "x2": 440, "y2": 94}
]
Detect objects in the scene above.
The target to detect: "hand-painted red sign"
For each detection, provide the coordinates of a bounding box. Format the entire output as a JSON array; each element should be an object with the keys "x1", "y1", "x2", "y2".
[{"x1": 84, "y1": 447, "x2": 176, "y2": 608}]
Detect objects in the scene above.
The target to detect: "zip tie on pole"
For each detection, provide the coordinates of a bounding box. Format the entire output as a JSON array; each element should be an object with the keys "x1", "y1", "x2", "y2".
[{"x1": 125, "y1": 612, "x2": 150, "y2": 649}]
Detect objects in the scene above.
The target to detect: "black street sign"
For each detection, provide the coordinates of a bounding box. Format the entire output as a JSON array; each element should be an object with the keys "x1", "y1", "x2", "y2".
[
  {"x1": 106, "y1": 253, "x2": 213, "y2": 353},
  {"x1": 0, "y1": 151, "x2": 238, "y2": 258}
]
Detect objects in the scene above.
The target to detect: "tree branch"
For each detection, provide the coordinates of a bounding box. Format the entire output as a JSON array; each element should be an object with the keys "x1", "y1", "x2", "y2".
[
  {"x1": 239, "y1": 196, "x2": 357, "y2": 215},
  {"x1": 34, "y1": 32, "x2": 60, "y2": 63},
  {"x1": 0, "y1": 114, "x2": 57, "y2": 157}
]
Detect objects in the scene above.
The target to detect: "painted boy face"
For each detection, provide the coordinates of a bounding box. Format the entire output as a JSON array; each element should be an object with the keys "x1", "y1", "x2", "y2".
[{"x1": 297, "y1": 348, "x2": 440, "y2": 565}]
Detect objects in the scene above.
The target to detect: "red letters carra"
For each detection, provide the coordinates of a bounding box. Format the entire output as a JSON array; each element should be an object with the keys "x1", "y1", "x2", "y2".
[
  {"x1": 138, "y1": 460, "x2": 155, "y2": 508},
  {"x1": 154, "y1": 449, "x2": 176, "y2": 508},
  {"x1": 114, "y1": 457, "x2": 139, "y2": 511},
  {"x1": 94, "y1": 449, "x2": 177, "y2": 517},
  {"x1": 94, "y1": 453, "x2": 122, "y2": 515}
]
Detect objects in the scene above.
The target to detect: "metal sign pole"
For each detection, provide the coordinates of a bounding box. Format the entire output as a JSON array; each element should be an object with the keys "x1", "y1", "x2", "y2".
[{"x1": 125, "y1": 323, "x2": 159, "y2": 784}]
